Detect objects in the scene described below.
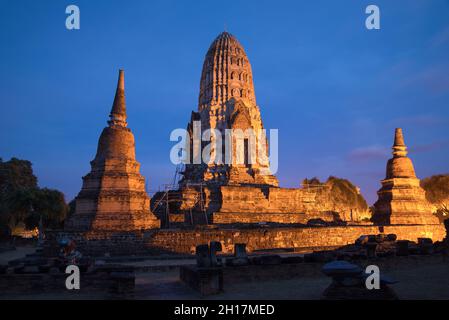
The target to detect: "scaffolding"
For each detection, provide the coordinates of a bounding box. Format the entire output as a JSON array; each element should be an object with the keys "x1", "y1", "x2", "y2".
[
  {"x1": 151, "y1": 162, "x2": 208, "y2": 227},
  {"x1": 183, "y1": 182, "x2": 208, "y2": 225}
]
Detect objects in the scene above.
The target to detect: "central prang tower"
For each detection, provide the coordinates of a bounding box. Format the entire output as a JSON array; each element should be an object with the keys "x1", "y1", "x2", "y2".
[
  {"x1": 180, "y1": 32, "x2": 278, "y2": 187},
  {"x1": 157, "y1": 32, "x2": 366, "y2": 226}
]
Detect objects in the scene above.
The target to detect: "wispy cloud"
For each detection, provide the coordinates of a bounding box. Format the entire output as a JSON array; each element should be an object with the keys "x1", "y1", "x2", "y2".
[
  {"x1": 346, "y1": 145, "x2": 389, "y2": 163},
  {"x1": 409, "y1": 139, "x2": 449, "y2": 154},
  {"x1": 430, "y1": 25, "x2": 449, "y2": 48},
  {"x1": 390, "y1": 114, "x2": 449, "y2": 127},
  {"x1": 348, "y1": 139, "x2": 449, "y2": 161},
  {"x1": 400, "y1": 63, "x2": 449, "y2": 95}
]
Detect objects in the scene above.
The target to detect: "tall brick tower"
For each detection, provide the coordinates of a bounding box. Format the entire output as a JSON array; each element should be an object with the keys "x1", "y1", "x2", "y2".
[
  {"x1": 65, "y1": 70, "x2": 160, "y2": 232},
  {"x1": 372, "y1": 128, "x2": 440, "y2": 225},
  {"x1": 180, "y1": 32, "x2": 278, "y2": 187}
]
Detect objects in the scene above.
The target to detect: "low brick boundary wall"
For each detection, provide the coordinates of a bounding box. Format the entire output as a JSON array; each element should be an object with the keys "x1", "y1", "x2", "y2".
[
  {"x1": 45, "y1": 224, "x2": 445, "y2": 256},
  {"x1": 43, "y1": 231, "x2": 149, "y2": 257},
  {"x1": 145, "y1": 224, "x2": 446, "y2": 254}
]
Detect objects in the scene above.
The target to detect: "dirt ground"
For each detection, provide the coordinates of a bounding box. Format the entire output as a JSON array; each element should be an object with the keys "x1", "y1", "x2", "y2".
[
  {"x1": 0, "y1": 246, "x2": 36, "y2": 264},
  {"x1": 133, "y1": 261, "x2": 449, "y2": 300},
  {"x1": 1, "y1": 246, "x2": 449, "y2": 300}
]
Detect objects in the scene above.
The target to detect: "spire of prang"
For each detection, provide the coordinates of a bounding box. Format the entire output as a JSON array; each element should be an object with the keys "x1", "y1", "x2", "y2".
[{"x1": 108, "y1": 69, "x2": 128, "y2": 127}]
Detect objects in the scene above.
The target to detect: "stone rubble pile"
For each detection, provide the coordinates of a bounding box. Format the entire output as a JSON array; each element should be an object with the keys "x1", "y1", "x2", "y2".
[
  {"x1": 0, "y1": 245, "x2": 135, "y2": 297},
  {"x1": 321, "y1": 260, "x2": 398, "y2": 300}
]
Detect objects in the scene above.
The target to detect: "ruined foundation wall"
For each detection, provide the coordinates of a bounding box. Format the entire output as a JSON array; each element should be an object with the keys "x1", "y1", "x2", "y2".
[
  {"x1": 43, "y1": 231, "x2": 151, "y2": 257},
  {"x1": 213, "y1": 212, "x2": 335, "y2": 224},
  {"x1": 145, "y1": 224, "x2": 446, "y2": 254},
  {"x1": 213, "y1": 186, "x2": 362, "y2": 223},
  {"x1": 46, "y1": 224, "x2": 445, "y2": 257},
  {"x1": 219, "y1": 186, "x2": 315, "y2": 214}
]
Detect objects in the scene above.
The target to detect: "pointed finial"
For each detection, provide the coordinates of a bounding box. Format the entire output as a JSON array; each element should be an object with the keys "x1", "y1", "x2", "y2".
[
  {"x1": 392, "y1": 128, "x2": 407, "y2": 157},
  {"x1": 108, "y1": 69, "x2": 127, "y2": 127},
  {"x1": 394, "y1": 128, "x2": 405, "y2": 146},
  {"x1": 224, "y1": 23, "x2": 227, "y2": 32},
  {"x1": 118, "y1": 69, "x2": 125, "y2": 91}
]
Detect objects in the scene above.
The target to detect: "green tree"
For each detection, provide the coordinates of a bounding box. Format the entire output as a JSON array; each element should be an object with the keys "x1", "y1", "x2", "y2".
[
  {"x1": 0, "y1": 158, "x2": 38, "y2": 235},
  {"x1": 0, "y1": 157, "x2": 38, "y2": 193},
  {"x1": 4, "y1": 187, "x2": 36, "y2": 230},
  {"x1": 0, "y1": 158, "x2": 68, "y2": 235},
  {"x1": 30, "y1": 188, "x2": 68, "y2": 229}
]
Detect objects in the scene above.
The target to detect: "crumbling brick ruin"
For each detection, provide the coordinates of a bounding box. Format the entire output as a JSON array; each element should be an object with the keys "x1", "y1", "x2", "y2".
[
  {"x1": 65, "y1": 70, "x2": 160, "y2": 232},
  {"x1": 372, "y1": 128, "x2": 440, "y2": 225},
  {"x1": 156, "y1": 32, "x2": 372, "y2": 226},
  {"x1": 58, "y1": 32, "x2": 444, "y2": 257}
]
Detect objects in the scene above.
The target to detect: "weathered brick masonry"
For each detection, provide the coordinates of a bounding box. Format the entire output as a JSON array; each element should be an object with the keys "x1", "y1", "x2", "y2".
[
  {"x1": 58, "y1": 33, "x2": 446, "y2": 259},
  {"x1": 145, "y1": 224, "x2": 445, "y2": 254},
  {"x1": 65, "y1": 70, "x2": 159, "y2": 232},
  {"x1": 212, "y1": 212, "x2": 334, "y2": 224},
  {"x1": 48, "y1": 223, "x2": 445, "y2": 256},
  {"x1": 213, "y1": 186, "x2": 336, "y2": 223}
]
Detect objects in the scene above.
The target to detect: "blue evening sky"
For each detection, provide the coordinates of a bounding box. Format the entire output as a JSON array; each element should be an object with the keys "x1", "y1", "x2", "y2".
[{"x1": 1, "y1": 0, "x2": 448, "y2": 204}]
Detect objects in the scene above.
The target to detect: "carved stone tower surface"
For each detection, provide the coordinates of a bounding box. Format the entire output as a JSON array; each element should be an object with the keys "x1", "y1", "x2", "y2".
[
  {"x1": 372, "y1": 128, "x2": 440, "y2": 225},
  {"x1": 181, "y1": 32, "x2": 278, "y2": 187},
  {"x1": 65, "y1": 70, "x2": 160, "y2": 232}
]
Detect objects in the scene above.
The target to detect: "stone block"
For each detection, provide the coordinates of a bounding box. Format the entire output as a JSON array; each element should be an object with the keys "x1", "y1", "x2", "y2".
[
  {"x1": 195, "y1": 244, "x2": 211, "y2": 268},
  {"x1": 396, "y1": 240, "x2": 409, "y2": 256},
  {"x1": 365, "y1": 243, "x2": 378, "y2": 259},
  {"x1": 180, "y1": 266, "x2": 223, "y2": 296},
  {"x1": 281, "y1": 256, "x2": 304, "y2": 264},
  {"x1": 355, "y1": 235, "x2": 369, "y2": 246},
  {"x1": 234, "y1": 243, "x2": 247, "y2": 258},
  {"x1": 251, "y1": 255, "x2": 282, "y2": 265},
  {"x1": 225, "y1": 257, "x2": 249, "y2": 266},
  {"x1": 418, "y1": 238, "x2": 433, "y2": 255},
  {"x1": 386, "y1": 234, "x2": 397, "y2": 241}
]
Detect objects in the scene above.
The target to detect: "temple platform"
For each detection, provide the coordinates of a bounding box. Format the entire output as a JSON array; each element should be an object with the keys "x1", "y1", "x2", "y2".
[{"x1": 44, "y1": 223, "x2": 445, "y2": 257}]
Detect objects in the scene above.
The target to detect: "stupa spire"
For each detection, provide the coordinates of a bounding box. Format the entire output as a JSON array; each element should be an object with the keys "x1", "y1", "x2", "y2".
[
  {"x1": 392, "y1": 128, "x2": 407, "y2": 157},
  {"x1": 108, "y1": 69, "x2": 127, "y2": 127},
  {"x1": 372, "y1": 127, "x2": 440, "y2": 225},
  {"x1": 65, "y1": 69, "x2": 160, "y2": 232}
]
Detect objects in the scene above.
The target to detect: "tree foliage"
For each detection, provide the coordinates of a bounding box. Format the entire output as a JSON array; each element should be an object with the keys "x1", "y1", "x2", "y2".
[
  {"x1": 325, "y1": 176, "x2": 368, "y2": 213},
  {"x1": 0, "y1": 157, "x2": 37, "y2": 193},
  {"x1": 302, "y1": 177, "x2": 322, "y2": 186},
  {"x1": 421, "y1": 174, "x2": 449, "y2": 203},
  {"x1": 302, "y1": 176, "x2": 369, "y2": 220},
  {"x1": 421, "y1": 174, "x2": 449, "y2": 221},
  {"x1": 0, "y1": 158, "x2": 68, "y2": 236}
]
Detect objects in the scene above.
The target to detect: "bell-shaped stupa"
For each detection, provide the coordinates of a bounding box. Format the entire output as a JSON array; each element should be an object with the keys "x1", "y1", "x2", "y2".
[
  {"x1": 65, "y1": 70, "x2": 160, "y2": 232},
  {"x1": 372, "y1": 128, "x2": 440, "y2": 225}
]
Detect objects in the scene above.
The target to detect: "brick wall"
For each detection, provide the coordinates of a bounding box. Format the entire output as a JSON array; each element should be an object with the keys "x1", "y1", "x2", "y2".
[
  {"x1": 145, "y1": 224, "x2": 446, "y2": 254},
  {"x1": 213, "y1": 211, "x2": 334, "y2": 224},
  {"x1": 46, "y1": 223, "x2": 446, "y2": 257},
  {"x1": 43, "y1": 231, "x2": 150, "y2": 257}
]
